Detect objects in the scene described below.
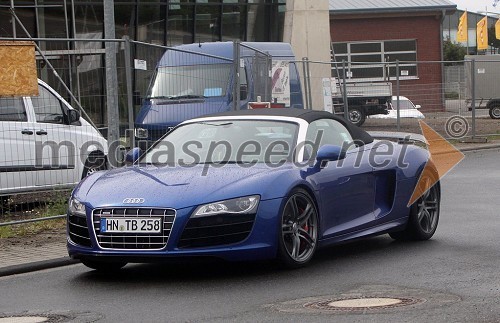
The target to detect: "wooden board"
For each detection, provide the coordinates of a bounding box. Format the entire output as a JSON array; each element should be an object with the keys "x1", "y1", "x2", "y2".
[{"x1": 0, "y1": 41, "x2": 38, "y2": 97}]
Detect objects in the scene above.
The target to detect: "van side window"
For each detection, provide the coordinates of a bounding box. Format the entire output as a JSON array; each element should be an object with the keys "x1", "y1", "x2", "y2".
[
  {"x1": 31, "y1": 85, "x2": 64, "y2": 124},
  {"x1": 0, "y1": 98, "x2": 27, "y2": 122}
]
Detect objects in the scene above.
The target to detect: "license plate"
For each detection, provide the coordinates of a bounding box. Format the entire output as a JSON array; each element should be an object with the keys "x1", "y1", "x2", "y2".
[{"x1": 100, "y1": 218, "x2": 162, "y2": 233}]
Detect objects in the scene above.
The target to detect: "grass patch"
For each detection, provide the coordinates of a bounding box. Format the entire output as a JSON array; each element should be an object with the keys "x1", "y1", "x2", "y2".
[{"x1": 0, "y1": 192, "x2": 68, "y2": 239}]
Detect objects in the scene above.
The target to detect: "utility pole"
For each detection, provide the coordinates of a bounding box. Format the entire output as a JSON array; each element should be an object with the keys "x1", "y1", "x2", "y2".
[{"x1": 104, "y1": 0, "x2": 120, "y2": 167}]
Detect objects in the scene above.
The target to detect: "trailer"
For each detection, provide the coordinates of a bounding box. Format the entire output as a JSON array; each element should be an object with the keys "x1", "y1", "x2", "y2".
[
  {"x1": 331, "y1": 79, "x2": 392, "y2": 126},
  {"x1": 465, "y1": 55, "x2": 500, "y2": 119}
]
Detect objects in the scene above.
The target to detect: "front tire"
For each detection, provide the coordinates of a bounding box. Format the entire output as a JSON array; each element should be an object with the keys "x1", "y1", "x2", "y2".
[
  {"x1": 390, "y1": 178, "x2": 440, "y2": 241},
  {"x1": 277, "y1": 188, "x2": 319, "y2": 268},
  {"x1": 348, "y1": 107, "x2": 366, "y2": 127},
  {"x1": 489, "y1": 104, "x2": 500, "y2": 119},
  {"x1": 81, "y1": 259, "x2": 127, "y2": 272}
]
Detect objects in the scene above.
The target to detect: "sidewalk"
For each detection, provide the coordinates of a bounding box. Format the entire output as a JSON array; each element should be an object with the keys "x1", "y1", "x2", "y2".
[
  {"x1": 0, "y1": 142, "x2": 498, "y2": 277},
  {"x1": 0, "y1": 237, "x2": 77, "y2": 277}
]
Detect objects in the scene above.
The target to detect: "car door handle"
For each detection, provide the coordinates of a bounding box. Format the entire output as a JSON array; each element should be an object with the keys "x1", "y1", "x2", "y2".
[
  {"x1": 21, "y1": 129, "x2": 34, "y2": 135},
  {"x1": 36, "y1": 130, "x2": 48, "y2": 135}
]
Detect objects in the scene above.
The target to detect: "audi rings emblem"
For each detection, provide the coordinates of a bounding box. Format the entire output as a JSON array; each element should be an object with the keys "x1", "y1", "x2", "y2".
[{"x1": 123, "y1": 198, "x2": 145, "y2": 204}]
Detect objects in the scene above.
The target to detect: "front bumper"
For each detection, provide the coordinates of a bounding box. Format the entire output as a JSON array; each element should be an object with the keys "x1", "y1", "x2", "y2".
[{"x1": 67, "y1": 198, "x2": 283, "y2": 262}]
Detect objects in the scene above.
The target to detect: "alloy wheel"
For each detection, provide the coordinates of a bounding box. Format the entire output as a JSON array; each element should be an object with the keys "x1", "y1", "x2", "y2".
[
  {"x1": 416, "y1": 179, "x2": 439, "y2": 234},
  {"x1": 281, "y1": 193, "x2": 318, "y2": 263}
]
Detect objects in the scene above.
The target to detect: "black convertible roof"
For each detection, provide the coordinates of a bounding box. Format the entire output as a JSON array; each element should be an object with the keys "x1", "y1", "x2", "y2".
[{"x1": 204, "y1": 108, "x2": 374, "y2": 145}]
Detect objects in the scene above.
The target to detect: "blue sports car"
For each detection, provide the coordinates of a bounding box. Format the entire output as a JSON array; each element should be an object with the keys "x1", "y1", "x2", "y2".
[{"x1": 67, "y1": 109, "x2": 440, "y2": 270}]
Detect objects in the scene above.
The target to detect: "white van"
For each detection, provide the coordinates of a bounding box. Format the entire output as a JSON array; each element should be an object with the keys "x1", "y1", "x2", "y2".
[{"x1": 0, "y1": 79, "x2": 108, "y2": 195}]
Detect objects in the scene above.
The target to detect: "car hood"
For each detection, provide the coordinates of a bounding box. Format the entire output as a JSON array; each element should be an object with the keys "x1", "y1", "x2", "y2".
[{"x1": 74, "y1": 164, "x2": 297, "y2": 210}]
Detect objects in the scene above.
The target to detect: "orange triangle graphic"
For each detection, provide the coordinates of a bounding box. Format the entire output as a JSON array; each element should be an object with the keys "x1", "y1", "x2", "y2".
[{"x1": 408, "y1": 121, "x2": 464, "y2": 206}]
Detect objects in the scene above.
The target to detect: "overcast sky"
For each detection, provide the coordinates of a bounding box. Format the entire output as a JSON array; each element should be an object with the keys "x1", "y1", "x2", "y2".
[{"x1": 452, "y1": 0, "x2": 500, "y2": 14}]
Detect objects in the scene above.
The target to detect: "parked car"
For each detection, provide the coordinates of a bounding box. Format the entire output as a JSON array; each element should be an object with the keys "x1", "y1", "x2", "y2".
[
  {"x1": 0, "y1": 79, "x2": 108, "y2": 196},
  {"x1": 67, "y1": 108, "x2": 440, "y2": 271},
  {"x1": 370, "y1": 96, "x2": 424, "y2": 119}
]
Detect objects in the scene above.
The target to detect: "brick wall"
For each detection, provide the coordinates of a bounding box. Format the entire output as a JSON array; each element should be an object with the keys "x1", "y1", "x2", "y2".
[{"x1": 331, "y1": 14, "x2": 445, "y2": 112}]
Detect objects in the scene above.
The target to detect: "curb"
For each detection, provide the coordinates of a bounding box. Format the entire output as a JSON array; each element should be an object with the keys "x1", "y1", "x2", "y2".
[
  {"x1": 0, "y1": 257, "x2": 79, "y2": 277},
  {"x1": 459, "y1": 144, "x2": 500, "y2": 152}
]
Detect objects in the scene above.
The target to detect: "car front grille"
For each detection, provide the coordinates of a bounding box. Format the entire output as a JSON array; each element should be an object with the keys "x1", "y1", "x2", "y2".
[
  {"x1": 178, "y1": 213, "x2": 255, "y2": 248},
  {"x1": 92, "y1": 208, "x2": 175, "y2": 250},
  {"x1": 68, "y1": 214, "x2": 92, "y2": 247}
]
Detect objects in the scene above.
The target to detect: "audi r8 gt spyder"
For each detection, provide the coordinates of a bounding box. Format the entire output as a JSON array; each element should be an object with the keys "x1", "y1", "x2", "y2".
[{"x1": 67, "y1": 108, "x2": 440, "y2": 270}]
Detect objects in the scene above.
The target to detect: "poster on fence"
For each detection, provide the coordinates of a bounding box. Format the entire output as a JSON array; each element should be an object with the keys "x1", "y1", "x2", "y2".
[
  {"x1": 0, "y1": 41, "x2": 38, "y2": 97},
  {"x1": 271, "y1": 60, "x2": 290, "y2": 107}
]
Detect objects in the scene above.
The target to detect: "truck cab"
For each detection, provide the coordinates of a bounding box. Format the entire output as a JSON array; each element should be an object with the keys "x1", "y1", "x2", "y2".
[{"x1": 134, "y1": 42, "x2": 303, "y2": 145}]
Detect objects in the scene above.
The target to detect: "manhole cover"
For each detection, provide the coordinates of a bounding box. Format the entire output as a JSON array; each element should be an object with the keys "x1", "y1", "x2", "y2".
[
  {"x1": 0, "y1": 317, "x2": 48, "y2": 323},
  {"x1": 329, "y1": 297, "x2": 402, "y2": 308},
  {"x1": 305, "y1": 297, "x2": 422, "y2": 312},
  {"x1": 0, "y1": 315, "x2": 68, "y2": 323},
  {"x1": 266, "y1": 285, "x2": 461, "y2": 315}
]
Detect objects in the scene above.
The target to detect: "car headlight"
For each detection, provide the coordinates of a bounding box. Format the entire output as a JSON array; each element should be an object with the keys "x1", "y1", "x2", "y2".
[
  {"x1": 193, "y1": 195, "x2": 260, "y2": 218},
  {"x1": 135, "y1": 127, "x2": 148, "y2": 139},
  {"x1": 68, "y1": 197, "x2": 86, "y2": 217}
]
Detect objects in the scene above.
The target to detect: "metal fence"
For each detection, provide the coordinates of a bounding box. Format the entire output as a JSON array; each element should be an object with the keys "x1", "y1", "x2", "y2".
[
  {"x1": 301, "y1": 59, "x2": 500, "y2": 140},
  {"x1": 2, "y1": 36, "x2": 500, "y2": 226}
]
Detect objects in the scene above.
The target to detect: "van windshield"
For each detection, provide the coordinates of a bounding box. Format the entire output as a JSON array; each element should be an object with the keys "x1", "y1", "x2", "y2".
[{"x1": 147, "y1": 64, "x2": 231, "y2": 99}]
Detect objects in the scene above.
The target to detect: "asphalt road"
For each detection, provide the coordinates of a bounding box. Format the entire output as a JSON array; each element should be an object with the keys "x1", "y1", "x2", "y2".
[{"x1": 0, "y1": 149, "x2": 499, "y2": 323}]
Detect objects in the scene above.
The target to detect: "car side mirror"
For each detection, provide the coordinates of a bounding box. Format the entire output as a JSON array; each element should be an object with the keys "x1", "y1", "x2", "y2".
[
  {"x1": 316, "y1": 145, "x2": 345, "y2": 168},
  {"x1": 68, "y1": 109, "x2": 80, "y2": 124},
  {"x1": 415, "y1": 105, "x2": 421, "y2": 109},
  {"x1": 125, "y1": 147, "x2": 142, "y2": 164}
]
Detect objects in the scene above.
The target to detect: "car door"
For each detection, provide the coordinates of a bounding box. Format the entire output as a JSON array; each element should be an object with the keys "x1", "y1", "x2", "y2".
[
  {"x1": 28, "y1": 83, "x2": 79, "y2": 188},
  {"x1": 0, "y1": 97, "x2": 38, "y2": 194},
  {"x1": 306, "y1": 119, "x2": 376, "y2": 239}
]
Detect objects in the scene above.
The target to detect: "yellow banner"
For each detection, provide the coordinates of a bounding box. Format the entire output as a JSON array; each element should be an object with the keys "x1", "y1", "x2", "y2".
[
  {"x1": 476, "y1": 16, "x2": 488, "y2": 50},
  {"x1": 457, "y1": 11, "x2": 468, "y2": 42},
  {"x1": 496, "y1": 19, "x2": 500, "y2": 40}
]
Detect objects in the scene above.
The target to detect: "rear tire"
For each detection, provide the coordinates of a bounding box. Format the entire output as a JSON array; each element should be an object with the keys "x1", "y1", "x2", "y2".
[
  {"x1": 390, "y1": 178, "x2": 440, "y2": 241},
  {"x1": 489, "y1": 105, "x2": 500, "y2": 119},
  {"x1": 81, "y1": 259, "x2": 127, "y2": 272},
  {"x1": 348, "y1": 107, "x2": 366, "y2": 127},
  {"x1": 82, "y1": 154, "x2": 106, "y2": 179}
]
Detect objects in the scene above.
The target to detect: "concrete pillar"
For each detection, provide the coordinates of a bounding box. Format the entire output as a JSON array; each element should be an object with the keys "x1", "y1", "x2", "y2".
[{"x1": 283, "y1": 0, "x2": 331, "y2": 111}]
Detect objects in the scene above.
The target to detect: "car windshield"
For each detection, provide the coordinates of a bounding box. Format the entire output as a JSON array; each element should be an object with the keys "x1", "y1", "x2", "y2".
[
  {"x1": 147, "y1": 64, "x2": 231, "y2": 99},
  {"x1": 141, "y1": 120, "x2": 299, "y2": 165}
]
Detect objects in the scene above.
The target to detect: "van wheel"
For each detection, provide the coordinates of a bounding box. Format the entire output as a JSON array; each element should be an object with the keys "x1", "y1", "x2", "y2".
[
  {"x1": 82, "y1": 154, "x2": 106, "y2": 179},
  {"x1": 489, "y1": 105, "x2": 500, "y2": 119},
  {"x1": 348, "y1": 107, "x2": 366, "y2": 126}
]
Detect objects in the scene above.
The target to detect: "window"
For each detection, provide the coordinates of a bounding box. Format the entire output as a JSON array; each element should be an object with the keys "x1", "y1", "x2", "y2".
[
  {"x1": 305, "y1": 119, "x2": 353, "y2": 151},
  {"x1": 31, "y1": 86, "x2": 64, "y2": 124},
  {"x1": 0, "y1": 98, "x2": 27, "y2": 122},
  {"x1": 332, "y1": 39, "x2": 418, "y2": 81}
]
